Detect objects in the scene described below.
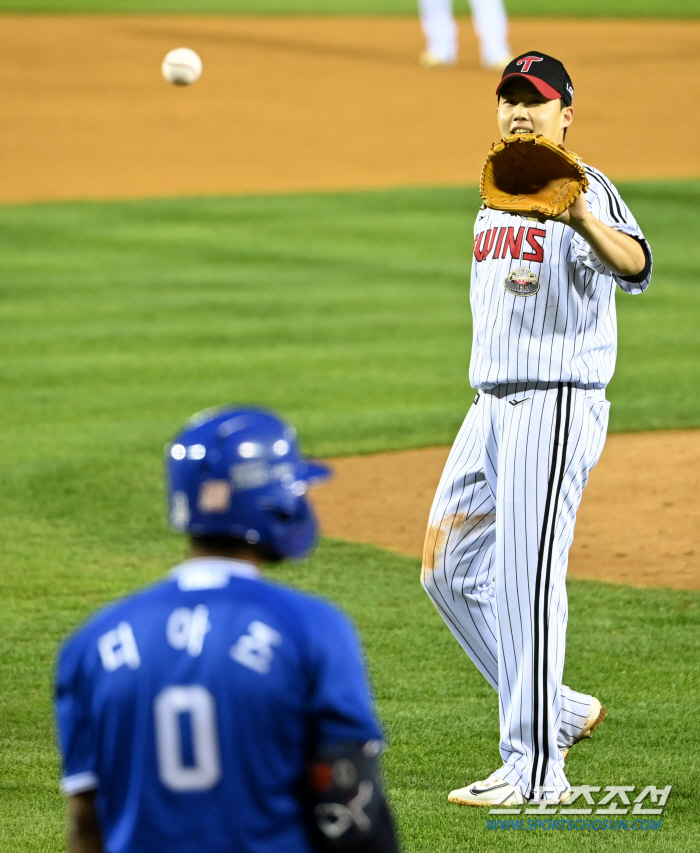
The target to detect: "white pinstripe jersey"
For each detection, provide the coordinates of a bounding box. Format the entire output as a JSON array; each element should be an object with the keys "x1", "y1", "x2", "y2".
[{"x1": 469, "y1": 165, "x2": 652, "y2": 390}]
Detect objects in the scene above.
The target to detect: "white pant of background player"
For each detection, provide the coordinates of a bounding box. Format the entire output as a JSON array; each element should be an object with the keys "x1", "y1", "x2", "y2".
[
  {"x1": 421, "y1": 382, "x2": 608, "y2": 797},
  {"x1": 418, "y1": 0, "x2": 510, "y2": 67}
]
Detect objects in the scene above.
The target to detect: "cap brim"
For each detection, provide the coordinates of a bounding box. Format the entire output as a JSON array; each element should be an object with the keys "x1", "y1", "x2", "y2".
[
  {"x1": 299, "y1": 460, "x2": 332, "y2": 484},
  {"x1": 496, "y1": 73, "x2": 562, "y2": 101}
]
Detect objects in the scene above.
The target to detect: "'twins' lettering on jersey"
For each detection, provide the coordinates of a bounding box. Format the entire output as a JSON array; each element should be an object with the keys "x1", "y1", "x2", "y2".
[
  {"x1": 468, "y1": 165, "x2": 652, "y2": 390},
  {"x1": 474, "y1": 225, "x2": 546, "y2": 263}
]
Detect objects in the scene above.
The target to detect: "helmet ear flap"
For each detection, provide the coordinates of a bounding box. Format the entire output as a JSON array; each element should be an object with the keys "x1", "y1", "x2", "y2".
[
  {"x1": 256, "y1": 489, "x2": 298, "y2": 521},
  {"x1": 254, "y1": 489, "x2": 319, "y2": 560}
]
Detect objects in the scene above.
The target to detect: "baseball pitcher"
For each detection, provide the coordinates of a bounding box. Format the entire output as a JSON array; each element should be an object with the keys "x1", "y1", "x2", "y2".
[{"x1": 421, "y1": 52, "x2": 652, "y2": 806}]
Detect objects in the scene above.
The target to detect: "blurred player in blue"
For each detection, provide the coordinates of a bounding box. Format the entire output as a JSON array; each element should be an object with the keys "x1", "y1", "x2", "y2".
[{"x1": 55, "y1": 407, "x2": 399, "y2": 853}]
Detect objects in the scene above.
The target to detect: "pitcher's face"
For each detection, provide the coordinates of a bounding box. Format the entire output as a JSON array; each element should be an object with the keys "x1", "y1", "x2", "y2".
[{"x1": 497, "y1": 79, "x2": 573, "y2": 146}]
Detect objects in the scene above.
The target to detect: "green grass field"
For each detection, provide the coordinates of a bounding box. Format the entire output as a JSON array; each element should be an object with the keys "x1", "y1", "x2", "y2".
[
  {"x1": 0, "y1": 182, "x2": 698, "y2": 467},
  {"x1": 0, "y1": 0, "x2": 697, "y2": 16},
  {"x1": 3, "y1": 538, "x2": 700, "y2": 852},
  {"x1": 1, "y1": 179, "x2": 699, "y2": 851}
]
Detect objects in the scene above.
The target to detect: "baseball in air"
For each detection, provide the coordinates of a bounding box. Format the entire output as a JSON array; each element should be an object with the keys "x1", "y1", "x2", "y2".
[{"x1": 161, "y1": 48, "x2": 202, "y2": 86}]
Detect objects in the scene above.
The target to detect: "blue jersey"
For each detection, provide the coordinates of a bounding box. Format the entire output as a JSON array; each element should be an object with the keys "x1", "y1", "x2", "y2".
[{"x1": 55, "y1": 558, "x2": 382, "y2": 853}]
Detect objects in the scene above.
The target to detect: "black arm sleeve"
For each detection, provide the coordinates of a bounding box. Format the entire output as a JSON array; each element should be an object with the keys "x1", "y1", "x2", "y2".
[
  {"x1": 619, "y1": 235, "x2": 652, "y2": 284},
  {"x1": 307, "y1": 741, "x2": 399, "y2": 853}
]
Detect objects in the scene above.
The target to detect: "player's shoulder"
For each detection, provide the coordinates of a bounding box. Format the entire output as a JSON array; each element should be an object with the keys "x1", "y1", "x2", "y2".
[
  {"x1": 581, "y1": 162, "x2": 637, "y2": 226},
  {"x1": 582, "y1": 163, "x2": 624, "y2": 201},
  {"x1": 58, "y1": 561, "x2": 355, "y2": 668},
  {"x1": 237, "y1": 576, "x2": 360, "y2": 663},
  {"x1": 171, "y1": 557, "x2": 348, "y2": 626},
  {"x1": 58, "y1": 580, "x2": 167, "y2": 660},
  {"x1": 264, "y1": 579, "x2": 354, "y2": 636}
]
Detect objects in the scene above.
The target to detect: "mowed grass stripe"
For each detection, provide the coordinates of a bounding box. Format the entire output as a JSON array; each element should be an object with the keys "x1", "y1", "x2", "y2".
[
  {"x1": 0, "y1": 188, "x2": 476, "y2": 461},
  {"x1": 0, "y1": 0, "x2": 697, "y2": 16},
  {"x1": 0, "y1": 182, "x2": 698, "y2": 467},
  {"x1": 1, "y1": 536, "x2": 699, "y2": 851}
]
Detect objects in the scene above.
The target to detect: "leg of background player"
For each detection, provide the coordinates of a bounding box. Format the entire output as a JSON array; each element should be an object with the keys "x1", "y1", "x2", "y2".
[
  {"x1": 467, "y1": 0, "x2": 512, "y2": 70},
  {"x1": 421, "y1": 391, "x2": 604, "y2": 759},
  {"x1": 418, "y1": 0, "x2": 458, "y2": 65}
]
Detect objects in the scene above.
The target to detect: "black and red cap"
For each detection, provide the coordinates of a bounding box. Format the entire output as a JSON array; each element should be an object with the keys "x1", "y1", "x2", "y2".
[{"x1": 496, "y1": 52, "x2": 574, "y2": 106}]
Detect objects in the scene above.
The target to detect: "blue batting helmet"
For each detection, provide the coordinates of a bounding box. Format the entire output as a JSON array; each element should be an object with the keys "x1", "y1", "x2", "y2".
[{"x1": 165, "y1": 407, "x2": 331, "y2": 560}]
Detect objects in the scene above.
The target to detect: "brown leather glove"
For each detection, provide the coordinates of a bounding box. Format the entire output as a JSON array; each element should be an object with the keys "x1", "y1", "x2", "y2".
[{"x1": 479, "y1": 133, "x2": 589, "y2": 218}]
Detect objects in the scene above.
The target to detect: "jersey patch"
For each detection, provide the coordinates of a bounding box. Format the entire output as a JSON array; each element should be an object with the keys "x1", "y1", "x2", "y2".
[{"x1": 504, "y1": 266, "x2": 540, "y2": 296}]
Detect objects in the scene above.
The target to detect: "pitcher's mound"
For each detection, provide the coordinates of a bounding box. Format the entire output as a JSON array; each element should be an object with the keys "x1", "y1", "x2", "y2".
[{"x1": 314, "y1": 430, "x2": 700, "y2": 590}]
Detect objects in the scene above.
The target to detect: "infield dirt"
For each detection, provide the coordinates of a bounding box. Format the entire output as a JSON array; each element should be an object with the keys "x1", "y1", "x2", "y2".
[
  {"x1": 0, "y1": 15, "x2": 698, "y2": 202},
  {"x1": 2, "y1": 14, "x2": 698, "y2": 588}
]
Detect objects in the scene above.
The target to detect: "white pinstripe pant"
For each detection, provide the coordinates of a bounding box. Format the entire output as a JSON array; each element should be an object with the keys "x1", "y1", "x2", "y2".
[{"x1": 421, "y1": 382, "x2": 609, "y2": 798}]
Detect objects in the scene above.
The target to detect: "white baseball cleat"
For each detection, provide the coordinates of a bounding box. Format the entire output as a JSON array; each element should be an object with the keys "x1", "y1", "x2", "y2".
[
  {"x1": 449, "y1": 774, "x2": 572, "y2": 807},
  {"x1": 448, "y1": 775, "x2": 524, "y2": 807},
  {"x1": 419, "y1": 51, "x2": 456, "y2": 67},
  {"x1": 561, "y1": 697, "x2": 607, "y2": 760}
]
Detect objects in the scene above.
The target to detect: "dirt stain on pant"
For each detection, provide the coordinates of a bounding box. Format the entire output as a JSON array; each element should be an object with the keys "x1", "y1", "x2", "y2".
[
  {"x1": 421, "y1": 513, "x2": 466, "y2": 580},
  {"x1": 421, "y1": 512, "x2": 496, "y2": 582}
]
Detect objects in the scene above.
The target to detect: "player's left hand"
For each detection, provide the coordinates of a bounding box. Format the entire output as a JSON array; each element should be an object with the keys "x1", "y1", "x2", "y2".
[
  {"x1": 551, "y1": 192, "x2": 646, "y2": 276},
  {"x1": 533, "y1": 191, "x2": 589, "y2": 229},
  {"x1": 552, "y1": 190, "x2": 589, "y2": 229}
]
